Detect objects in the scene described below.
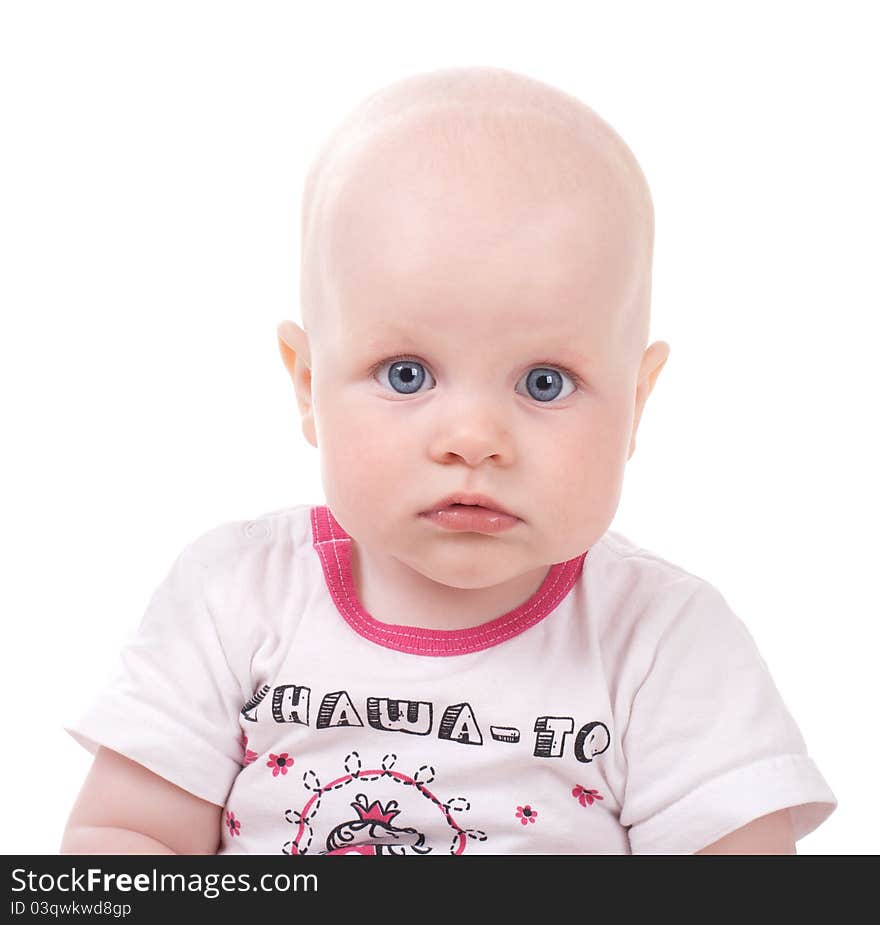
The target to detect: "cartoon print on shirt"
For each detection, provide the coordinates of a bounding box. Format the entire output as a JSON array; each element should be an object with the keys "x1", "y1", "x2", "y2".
[
  {"x1": 571, "y1": 785, "x2": 604, "y2": 807},
  {"x1": 241, "y1": 684, "x2": 270, "y2": 723},
  {"x1": 283, "y1": 751, "x2": 487, "y2": 856},
  {"x1": 515, "y1": 804, "x2": 538, "y2": 825},
  {"x1": 533, "y1": 717, "x2": 611, "y2": 762},
  {"x1": 225, "y1": 810, "x2": 241, "y2": 837},
  {"x1": 266, "y1": 753, "x2": 293, "y2": 777},
  {"x1": 273, "y1": 684, "x2": 311, "y2": 725},
  {"x1": 490, "y1": 726, "x2": 520, "y2": 743},
  {"x1": 534, "y1": 716, "x2": 575, "y2": 757},
  {"x1": 575, "y1": 722, "x2": 611, "y2": 763},
  {"x1": 325, "y1": 794, "x2": 430, "y2": 855},
  {"x1": 317, "y1": 691, "x2": 363, "y2": 728},
  {"x1": 240, "y1": 733, "x2": 258, "y2": 765},
  {"x1": 366, "y1": 697, "x2": 432, "y2": 735},
  {"x1": 242, "y1": 682, "x2": 612, "y2": 763},
  {"x1": 438, "y1": 702, "x2": 482, "y2": 744}
]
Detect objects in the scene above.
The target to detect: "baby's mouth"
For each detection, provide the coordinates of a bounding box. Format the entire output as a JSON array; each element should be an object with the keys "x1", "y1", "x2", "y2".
[
  {"x1": 419, "y1": 497, "x2": 521, "y2": 534},
  {"x1": 421, "y1": 493, "x2": 517, "y2": 519}
]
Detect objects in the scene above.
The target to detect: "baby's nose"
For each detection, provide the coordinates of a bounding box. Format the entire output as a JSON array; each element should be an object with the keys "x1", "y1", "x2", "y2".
[{"x1": 427, "y1": 400, "x2": 514, "y2": 467}]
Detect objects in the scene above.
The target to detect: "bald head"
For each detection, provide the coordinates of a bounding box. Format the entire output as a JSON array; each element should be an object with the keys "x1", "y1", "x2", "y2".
[{"x1": 299, "y1": 66, "x2": 655, "y2": 361}]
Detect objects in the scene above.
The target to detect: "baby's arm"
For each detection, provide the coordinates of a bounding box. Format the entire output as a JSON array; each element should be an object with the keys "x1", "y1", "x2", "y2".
[
  {"x1": 694, "y1": 809, "x2": 796, "y2": 855},
  {"x1": 60, "y1": 746, "x2": 222, "y2": 855}
]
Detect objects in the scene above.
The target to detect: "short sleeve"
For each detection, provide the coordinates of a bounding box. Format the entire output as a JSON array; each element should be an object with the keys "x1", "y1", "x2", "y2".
[
  {"x1": 63, "y1": 538, "x2": 246, "y2": 806},
  {"x1": 618, "y1": 581, "x2": 837, "y2": 854}
]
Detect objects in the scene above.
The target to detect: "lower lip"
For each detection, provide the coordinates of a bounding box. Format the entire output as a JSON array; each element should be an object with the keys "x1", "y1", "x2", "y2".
[{"x1": 420, "y1": 505, "x2": 520, "y2": 533}]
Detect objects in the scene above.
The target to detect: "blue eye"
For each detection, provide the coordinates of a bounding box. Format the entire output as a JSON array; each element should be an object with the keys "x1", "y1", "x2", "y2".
[
  {"x1": 373, "y1": 358, "x2": 578, "y2": 402},
  {"x1": 516, "y1": 367, "x2": 576, "y2": 402},
  {"x1": 375, "y1": 359, "x2": 436, "y2": 395}
]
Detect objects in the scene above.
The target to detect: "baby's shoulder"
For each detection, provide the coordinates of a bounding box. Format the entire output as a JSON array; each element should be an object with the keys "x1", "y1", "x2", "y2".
[
  {"x1": 591, "y1": 528, "x2": 712, "y2": 594},
  {"x1": 175, "y1": 503, "x2": 318, "y2": 664},
  {"x1": 182, "y1": 502, "x2": 316, "y2": 569},
  {"x1": 587, "y1": 529, "x2": 740, "y2": 645}
]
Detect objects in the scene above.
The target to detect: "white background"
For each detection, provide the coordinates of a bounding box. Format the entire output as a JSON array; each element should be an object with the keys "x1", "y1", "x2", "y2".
[{"x1": 2, "y1": 0, "x2": 876, "y2": 855}]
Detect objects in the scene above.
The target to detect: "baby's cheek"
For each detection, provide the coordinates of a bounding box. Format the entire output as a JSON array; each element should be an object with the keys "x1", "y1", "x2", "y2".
[
  {"x1": 548, "y1": 421, "x2": 627, "y2": 523},
  {"x1": 317, "y1": 397, "x2": 407, "y2": 502}
]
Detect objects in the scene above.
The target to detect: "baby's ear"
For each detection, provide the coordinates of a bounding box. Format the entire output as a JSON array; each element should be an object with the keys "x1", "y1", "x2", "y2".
[
  {"x1": 277, "y1": 320, "x2": 311, "y2": 375},
  {"x1": 627, "y1": 340, "x2": 670, "y2": 460},
  {"x1": 276, "y1": 321, "x2": 317, "y2": 448}
]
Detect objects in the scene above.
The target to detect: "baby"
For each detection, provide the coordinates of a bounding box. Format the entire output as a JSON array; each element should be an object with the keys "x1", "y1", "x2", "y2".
[{"x1": 61, "y1": 66, "x2": 836, "y2": 855}]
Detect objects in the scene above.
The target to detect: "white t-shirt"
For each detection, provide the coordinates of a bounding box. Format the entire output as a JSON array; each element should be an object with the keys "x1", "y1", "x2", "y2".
[{"x1": 65, "y1": 503, "x2": 837, "y2": 855}]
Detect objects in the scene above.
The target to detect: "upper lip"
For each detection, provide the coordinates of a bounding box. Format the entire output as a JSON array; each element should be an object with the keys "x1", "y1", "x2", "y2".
[{"x1": 422, "y1": 493, "x2": 517, "y2": 518}]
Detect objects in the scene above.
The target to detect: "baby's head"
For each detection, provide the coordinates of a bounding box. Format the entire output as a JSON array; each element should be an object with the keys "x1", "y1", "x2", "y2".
[{"x1": 279, "y1": 66, "x2": 669, "y2": 589}]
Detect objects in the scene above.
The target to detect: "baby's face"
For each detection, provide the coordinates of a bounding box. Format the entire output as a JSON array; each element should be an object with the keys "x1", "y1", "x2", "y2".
[{"x1": 285, "y1": 118, "x2": 667, "y2": 590}]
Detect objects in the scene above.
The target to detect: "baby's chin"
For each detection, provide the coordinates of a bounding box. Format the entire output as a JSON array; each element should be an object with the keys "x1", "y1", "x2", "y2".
[{"x1": 396, "y1": 538, "x2": 552, "y2": 592}]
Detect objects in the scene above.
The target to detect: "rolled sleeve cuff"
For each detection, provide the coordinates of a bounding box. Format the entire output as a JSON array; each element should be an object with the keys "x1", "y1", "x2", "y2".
[
  {"x1": 64, "y1": 697, "x2": 241, "y2": 808},
  {"x1": 627, "y1": 754, "x2": 838, "y2": 855}
]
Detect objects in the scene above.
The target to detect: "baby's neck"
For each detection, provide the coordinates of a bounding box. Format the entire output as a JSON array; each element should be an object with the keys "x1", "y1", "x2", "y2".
[{"x1": 350, "y1": 541, "x2": 550, "y2": 632}]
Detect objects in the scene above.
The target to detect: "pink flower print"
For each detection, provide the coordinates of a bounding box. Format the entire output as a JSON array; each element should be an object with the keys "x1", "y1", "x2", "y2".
[
  {"x1": 226, "y1": 810, "x2": 241, "y2": 837},
  {"x1": 572, "y1": 785, "x2": 604, "y2": 807},
  {"x1": 515, "y1": 804, "x2": 538, "y2": 825},
  {"x1": 241, "y1": 734, "x2": 258, "y2": 766},
  {"x1": 267, "y1": 752, "x2": 293, "y2": 777}
]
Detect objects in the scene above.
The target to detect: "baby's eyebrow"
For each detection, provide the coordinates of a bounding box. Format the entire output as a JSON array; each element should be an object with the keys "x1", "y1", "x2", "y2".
[
  {"x1": 363, "y1": 335, "x2": 593, "y2": 369},
  {"x1": 542, "y1": 346, "x2": 593, "y2": 368},
  {"x1": 363, "y1": 329, "x2": 421, "y2": 350}
]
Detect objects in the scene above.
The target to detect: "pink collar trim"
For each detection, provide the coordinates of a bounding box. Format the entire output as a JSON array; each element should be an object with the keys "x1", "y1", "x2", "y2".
[{"x1": 310, "y1": 505, "x2": 587, "y2": 657}]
